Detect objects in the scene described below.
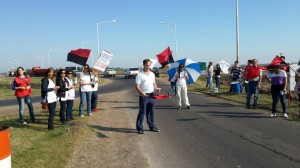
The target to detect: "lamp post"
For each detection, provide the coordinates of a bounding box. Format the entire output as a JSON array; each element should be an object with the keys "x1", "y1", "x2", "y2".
[
  {"x1": 159, "y1": 21, "x2": 178, "y2": 60},
  {"x1": 37, "y1": 56, "x2": 44, "y2": 68},
  {"x1": 14, "y1": 59, "x2": 20, "y2": 67},
  {"x1": 97, "y1": 19, "x2": 116, "y2": 56},
  {"x1": 236, "y1": 0, "x2": 240, "y2": 63},
  {"x1": 8, "y1": 61, "x2": 13, "y2": 70},
  {"x1": 82, "y1": 40, "x2": 94, "y2": 48},
  {"x1": 47, "y1": 49, "x2": 57, "y2": 67}
]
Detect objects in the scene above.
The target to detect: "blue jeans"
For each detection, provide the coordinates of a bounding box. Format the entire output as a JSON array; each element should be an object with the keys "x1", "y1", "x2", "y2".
[
  {"x1": 79, "y1": 90, "x2": 92, "y2": 115},
  {"x1": 206, "y1": 75, "x2": 213, "y2": 89},
  {"x1": 271, "y1": 89, "x2": 286, "y2": 114},
  {"x1": 66, "y1": 100, "x2": 74, "y2": 119},
  {"x1": 136, "y1": 96, "x2": 156, "y2": 131},
  {"x1": 17, "y1": 96, "x2": 35, "y2": 122},
  {"x1": 246, "y1": 81, "x2": 259, "y2": 108},
  {"x1": 91, "y1": 91, "x2": 99, "y2": 109},
  {"x1": 215, "y1": 76, "x2": 220, "y2": 88}
]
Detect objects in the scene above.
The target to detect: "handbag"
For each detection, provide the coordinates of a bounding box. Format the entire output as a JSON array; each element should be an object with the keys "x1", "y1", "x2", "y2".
[{"x1": 41, "y1": 99, "x2": 48, "y2": 109}]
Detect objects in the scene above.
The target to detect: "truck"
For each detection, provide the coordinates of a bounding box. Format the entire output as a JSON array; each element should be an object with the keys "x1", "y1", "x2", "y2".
[
  {"x1": 30, "y1": 66, "x2": 48, "y2": 77},
  {"x1": 124, "y1": 68, "x2": 140, "y2": 79},
  {"x1": 103, "y1": 68, "x2": 116, "y2": 78}
]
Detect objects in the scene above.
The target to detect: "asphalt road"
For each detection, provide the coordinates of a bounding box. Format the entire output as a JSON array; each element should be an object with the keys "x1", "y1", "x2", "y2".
[
  {"x1": 2, "y1": 76, "x2": 300, "y2": 167},
  {"x1": 109, "y1": 76, "x2": 300, "y2": 168}
]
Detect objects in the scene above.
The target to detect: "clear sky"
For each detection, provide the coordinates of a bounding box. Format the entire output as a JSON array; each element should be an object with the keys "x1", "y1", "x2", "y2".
[{"x1": 1, "y1": 0, "x2": 299, "y2": 73}]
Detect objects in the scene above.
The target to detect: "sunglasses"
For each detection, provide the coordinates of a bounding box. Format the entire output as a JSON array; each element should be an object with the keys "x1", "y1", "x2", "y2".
[{"x1": 61, "y1": 72, "x2": 66, "y2": 74}]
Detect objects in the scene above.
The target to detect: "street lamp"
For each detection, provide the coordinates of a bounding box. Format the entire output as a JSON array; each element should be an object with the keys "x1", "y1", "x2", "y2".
[
  {"x1": 236, "y1": 0, "x2": 240, "y2": 63},
  {"x1": 97, "y1": 19, "x2": 117, "y2": 56},
  {"x1": 14, "y1": 59, "x2": 20, "y2": 67},
  {"x1": 37, "y1": 56, "x2": 44, "y2": 68},
  {"x1": 8, "y1": 61, "x2": 13, "y2": 70},
  {"x1": 47, "y1": 49, "x2": 58, "y2": 67},
  {"x1": 159, "y1": 21, "x2": 178, "y2": 60},
  {"x1": 82, "y1": 40, "x2": 94, "y2": 48}
]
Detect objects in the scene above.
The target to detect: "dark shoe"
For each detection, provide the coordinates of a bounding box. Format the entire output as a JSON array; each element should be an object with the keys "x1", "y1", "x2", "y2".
[
  {"x1": 138, "y1": 130, "x2": 145, "y2": 134},
  {"x1": 150, "y1": 127, "x2": 160, "y2": 132},
  {"x1": 177, "y1": 106, "x2": 181, "y2": 110},
  {"x1": 60, "y1": 121, "x2": 67, "y2": 125},
  {"x1": 187, "y1": 106, "x2": 190, "y2": 109},
  {"x1": 70, "y1": 117, "x2": 75, "y2": 120}
]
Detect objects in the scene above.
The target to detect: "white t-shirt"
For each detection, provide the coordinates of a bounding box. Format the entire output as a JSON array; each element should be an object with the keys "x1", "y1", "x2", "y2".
[
  {"x1": 176, "y1": 71, "x2": 188, "y2": 86},
  {"x1": 47, "y1": 79, "x2": 57, "y2": 103},
  {"x1": 66, "y1": 77, "x2": 75, "y2": 100},
  {"x1": 80, "y1": 73, "x2": 93, "y2": 92},
  {"x1": 135, "y1": 71, "x2": 156, "y2": 94}
]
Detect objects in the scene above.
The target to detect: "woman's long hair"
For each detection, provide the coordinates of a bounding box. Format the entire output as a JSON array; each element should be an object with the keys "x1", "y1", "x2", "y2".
[
  {"x1": 178, "y1": 64, "x2": 184, "y2": 76},
  {"x1": 16, "y1": 66, "x2": 25, "y2": 76}
]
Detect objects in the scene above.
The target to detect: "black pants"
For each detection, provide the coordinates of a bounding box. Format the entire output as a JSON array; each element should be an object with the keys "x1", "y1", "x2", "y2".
[
  {"x1": 48, "y1": 102, "x2": 56, "y2": 129},
  {"x1": 59, "y1": 100, "x2": 66, "y2": 122}
]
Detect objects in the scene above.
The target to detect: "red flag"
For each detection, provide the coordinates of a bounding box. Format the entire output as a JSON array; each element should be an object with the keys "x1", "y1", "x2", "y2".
[
  {"x1": 156, "y1": 47, "x2": 174, "y2": 68},
  {"x1": 263, "y1": 55, "x2": 287, "y2": 71},
  {"x1": 67, "y1": 49, "x2": 91, "y2": 66}
]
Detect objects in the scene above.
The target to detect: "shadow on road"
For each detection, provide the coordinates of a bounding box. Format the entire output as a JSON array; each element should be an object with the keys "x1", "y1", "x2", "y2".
[{"x1": 90, "y1": 124, "x2": 137, "y2": 138}]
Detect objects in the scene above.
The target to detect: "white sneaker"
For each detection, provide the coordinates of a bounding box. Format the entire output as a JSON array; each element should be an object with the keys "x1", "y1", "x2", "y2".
[
  {"x1": 283, "y1": 113, "x2": 288, "y2": 118},
  {"x1": 88, "y1": 113, "x2": 93, "y2": 116},
  {"x1": 22, "y1": 121, "x2": 27, "y2": 124},
  {"x1": 80, "y1": 115, "x2": 85, "y2": 118},
  {"x1": 270, "y1": 113, "x2": 276, "y2": 117}
]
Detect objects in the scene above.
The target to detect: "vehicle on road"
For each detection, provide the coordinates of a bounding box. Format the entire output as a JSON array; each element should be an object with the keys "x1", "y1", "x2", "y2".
[
  {"x1": 151, "y1": 67, "x2": 160, "y2": 77},
  {"x1": 124, "y1": 68, "x2": 139, "y2": 79},
  {"x1": 30, "y1": 66, "x2": 48, "y2": 77},
  {"x1": 103, "y1": 68, "x2": 116, "y2": 78}
]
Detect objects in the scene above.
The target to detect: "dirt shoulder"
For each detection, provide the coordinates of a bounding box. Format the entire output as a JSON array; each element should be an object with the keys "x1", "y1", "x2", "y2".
[{"x1": 66, "y1": 79, "x2": 150, "y2": 168}]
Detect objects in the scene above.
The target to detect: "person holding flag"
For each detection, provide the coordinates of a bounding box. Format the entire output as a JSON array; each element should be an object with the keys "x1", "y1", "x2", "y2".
[
  {"x1": 243, "y1": 59, "x2": 262, "y2": 109},
  {"x1": 266, "y1": 65, "x2": 288, "y2": 118},
  {"x1": 135, "y1": 59, "x2": 160, "y2": 134}
]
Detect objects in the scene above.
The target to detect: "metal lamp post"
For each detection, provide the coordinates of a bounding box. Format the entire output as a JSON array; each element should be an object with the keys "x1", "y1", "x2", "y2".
[
  {"x1": 37, "y1": 56, "x2": 44, "y2": 68},
  {"x1": 96, "y1": 19, "x2": 116, "y2": 56},
  {"x1": 47, "y1": 49, "x2": 58, "y2": 67},
  {"x1": 236, "y1": 0, "x2": 240, "y2": 63},
  {"x1": 159, "y1": 21, "x2": 178, "y2": 60},
  {"x1": 82, "y1": 40, "x2": 94, "y2": 48}
]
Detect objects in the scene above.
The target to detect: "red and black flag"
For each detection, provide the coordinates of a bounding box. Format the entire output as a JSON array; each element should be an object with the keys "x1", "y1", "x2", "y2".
[
  {"x1": 67, "y1": 49, "x2": 91, "y2": 66},
  {"x1": 262, "y1": 55, "x2": 288, "y2": 71},
  {"x1": 156, "y1": 47, "x2": 174, "y2": 69}
]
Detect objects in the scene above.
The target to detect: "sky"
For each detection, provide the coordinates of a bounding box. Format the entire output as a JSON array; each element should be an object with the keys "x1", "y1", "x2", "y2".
[{"x1": 1, "y1": 0, "x2": 299, "y2": 73}]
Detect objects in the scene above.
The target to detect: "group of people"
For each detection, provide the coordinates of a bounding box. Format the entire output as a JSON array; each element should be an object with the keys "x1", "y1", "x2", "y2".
[
  {"x1": 11, "y1": 58, "x2": 300, "y2": 133},
  {"x1": 206, "y1": 58, "x2": 295, "y2": 118},
  {"x1": 12, "y1": 64, "x2": 100, "y2": 130}
]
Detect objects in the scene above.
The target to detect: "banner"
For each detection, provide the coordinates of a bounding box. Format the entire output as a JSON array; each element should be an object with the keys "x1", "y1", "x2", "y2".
[
  {"x1": 93, "y1": 50, "x2": 113, "y2": 72},
  {"x1": 219, "y1": 60, "x2": 231, "y2": 74},
  {"x1": 289, "y1": 64, "x2": 300, "y2": 91}
]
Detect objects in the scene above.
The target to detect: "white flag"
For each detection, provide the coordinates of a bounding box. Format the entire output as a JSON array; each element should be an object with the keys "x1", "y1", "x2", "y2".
[
  {"x1": 149, "y1": 59, "x2": 158, "y2": 69},
  {"x1": 93, "y1": 50, "x2": 113, "y2": 72},
  {"x1": 219, "y1": 60, "x2": 231, "y2": 74}
]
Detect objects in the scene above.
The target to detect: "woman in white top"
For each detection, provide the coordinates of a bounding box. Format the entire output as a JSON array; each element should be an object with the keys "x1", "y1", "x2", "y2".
[
  {"x1": 176, "y1": 64, "x2": 190, "y2": 109},
  {"x1": 79, "y1": 64, "x2": 94, "y2": 117},
  {"x1": 41, "y1": 67, "x2": 59, "y2": 130},
  {"x1": 91, "y1": 68, "x2": 100, "y2": 112},
  {"x1": 206, "y1": 62, "x2": 213, "y2": 89},
  {"x1": 65, "y1": 69, "x2": 76, "y2": 120}
]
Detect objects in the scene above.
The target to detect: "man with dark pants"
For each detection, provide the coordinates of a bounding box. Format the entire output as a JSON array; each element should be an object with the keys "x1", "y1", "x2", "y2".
[
  {"x1": 136, "y1": 59, "x2": 160, "y2": 134},
  {"x1": 244, "y1": 59, "x2": 262, "y2": 109}
]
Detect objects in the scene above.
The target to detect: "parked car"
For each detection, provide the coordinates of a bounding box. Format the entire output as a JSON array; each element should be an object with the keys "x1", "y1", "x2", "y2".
[
  {"x1": 124, "y1": 68, "x2": 139, "y2": 79},
  {"x1": 151, "y1": 67, "x2": 160, "y2": 77},
  {"x1": 103, "y1": 68, "x2": 116, "y2": 78}
]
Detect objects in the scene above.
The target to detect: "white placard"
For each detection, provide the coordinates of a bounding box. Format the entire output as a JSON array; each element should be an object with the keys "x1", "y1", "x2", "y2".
[
  {"x1": 219, "y1": 60, "x2": 231, "y2": 74},
  {"x1": 93, "y1": 50, "x2": 114, "y2": 72},
  {"x1": 289, "y1": 64, "x2": 300, "y2": 91}
]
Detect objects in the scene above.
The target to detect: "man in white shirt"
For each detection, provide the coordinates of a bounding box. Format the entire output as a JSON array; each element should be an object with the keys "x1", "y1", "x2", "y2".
[{"x1": 135, "y1": 59, "x2": 160, "y2": 134}]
